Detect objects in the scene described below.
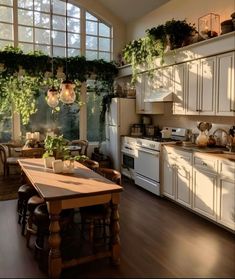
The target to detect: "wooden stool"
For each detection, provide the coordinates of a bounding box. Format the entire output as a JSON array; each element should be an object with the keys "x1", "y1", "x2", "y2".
[
  {"x1": 17, "y1": 184, "x2": 37, "y2": 235},
  {"x1": 25, "y1": 195, "x2": 45, "y2": 248}
]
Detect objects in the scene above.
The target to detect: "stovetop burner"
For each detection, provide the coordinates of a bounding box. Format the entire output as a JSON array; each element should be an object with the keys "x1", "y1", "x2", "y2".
[{"x1": 142, "y1": 137, "x2": 180, "y2": 142}]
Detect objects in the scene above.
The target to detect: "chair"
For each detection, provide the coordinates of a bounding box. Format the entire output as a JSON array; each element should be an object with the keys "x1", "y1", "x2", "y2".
[
  {"x1": 81, "y1": 159, "x2": 99, "y2": 172},
  {"x1": 70, "y1": 139, "x2": 88, "y2": 156},
  {"x1": 80, "y1": 168, "x2": 121, "y2": 250},
  {"x1": 0, "y1": 144, "x2": 20, "y2": 176}
]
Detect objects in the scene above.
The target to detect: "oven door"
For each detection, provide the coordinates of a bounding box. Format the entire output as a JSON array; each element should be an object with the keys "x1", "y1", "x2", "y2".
[
  {"x1": 121, "y1": 152, "x2": 136, "y2": 180},
  {"x1": 135, "y1": 147, "x2": 160, "y2": 182}
]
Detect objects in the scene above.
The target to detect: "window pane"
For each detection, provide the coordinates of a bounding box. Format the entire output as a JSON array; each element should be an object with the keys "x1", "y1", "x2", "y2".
[
  {"x1": 18, "y1": 0, "x2": 33, "y2": 9},
  {"x1": 53, "y1": 46, "x2": 65, "y2": 57},
  {"x1": 58, "y1": 104, "x2": 80, "y2": 140},
  {"x1": 86, "y1": 50, "x2": 98, "y2": 60},
  {"x1": 68, "y1": 48, "x2": 80, "y2": 57},
  {"x1": 67, "y1": 3, "x2": 80, "y2": 18},
  {"x1": 68, "y1": 18, "x2": 80, "y2": 33},
  {"x1": 35, "y1": 28, "x2": 50, "y2": 45},
  {"x1": 86, "y1": 12, "x2": 97, "y2": 21},
  {"x1": 86, "y1": 21, "x2": 97, "y2": 35},
  {"x1": 99, "y1": 22, "x2": 110, "y2": 37},
  {"x1": 0, "y1": 112, "x2": 12, "y2": 142},
  {"x1": 18, "y1": 9, "x2": 33, "y2": 26},
  {"x1": 34, "y1": 0, "x2": 50, "y2": 12},
  {"x1": 0, "y1": 6, "x2": 13, "y2": 23},
  {"x1": 68, "y1": 33, "x2": 80, "y2": 48},
  {"x1": 87, "y1": 90, "x2": 103, "y2": 142},
  {"x1": 0, "y1": 23, "x2": 13, "y2": 40},
  {"x1": 99, "y1": 37, "x2": 110, "y2": 51},
  {"x1": 34, "y1": 12, "x2": 50, "y2": 28},
  {"x1": 53, "y1": 15, "x2": 66, "y2": 31},
  {"x1": 99, "y1": 52, "x2": 111, "y2": 62},
  {"x1": 86, "y1": 36, "x2": 97, "y2": 50},
  {"x1": 53, "y1": 0, "x2": 66, "y2": 15},
  {"x1": 0, "y1": 40, "x2": 13, "y2": 49},
  {"x1": 0, "y1": 0, "x2": 13, "y2": 5},
  {"x1": 35, "y1": 44, "x2": 50, "y2": 55},
  {"x1": 18, "y1": 26, "x2": 33, "y2": 42},
  {"x1": 53, "y1": 31, "x2": 65, "y2": 46},
  {"x1": 18, "y1": 43, "x2": 33, "y2": 53}
]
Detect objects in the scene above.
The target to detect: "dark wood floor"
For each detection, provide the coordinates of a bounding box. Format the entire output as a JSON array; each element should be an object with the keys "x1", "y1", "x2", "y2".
[{"x1": 0, "y1": 176, "x2": 234, "y2": 278}]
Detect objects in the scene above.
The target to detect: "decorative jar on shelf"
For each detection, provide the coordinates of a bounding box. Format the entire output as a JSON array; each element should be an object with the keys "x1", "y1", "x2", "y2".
[{"x1": 198, "y1": 13, "x2": 220, "y2": 39}]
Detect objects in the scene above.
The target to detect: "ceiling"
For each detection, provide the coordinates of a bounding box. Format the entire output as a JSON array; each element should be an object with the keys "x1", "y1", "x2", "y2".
[{"x1": 96, "y1": 0, "x2": 170, "y2": 23}]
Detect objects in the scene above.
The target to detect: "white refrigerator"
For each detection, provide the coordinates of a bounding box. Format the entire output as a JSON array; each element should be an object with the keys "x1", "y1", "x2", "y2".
[{"x1": 105, "y1": 98, "x2": 139, "y2": 171}]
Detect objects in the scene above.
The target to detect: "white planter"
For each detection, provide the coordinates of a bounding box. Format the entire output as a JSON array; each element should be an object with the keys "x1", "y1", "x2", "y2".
[
  {"x1": 43, "y1": 156, "x2": 55, "y2": 168},
  {"x1": 52, "y1": 160, "x2": 63, "y2": 173}
]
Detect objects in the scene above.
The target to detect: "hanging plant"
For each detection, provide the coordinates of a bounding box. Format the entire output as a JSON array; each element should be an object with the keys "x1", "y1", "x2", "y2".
[{"x1": 0, "y1": 45, "x2": 118, "y2": 125}]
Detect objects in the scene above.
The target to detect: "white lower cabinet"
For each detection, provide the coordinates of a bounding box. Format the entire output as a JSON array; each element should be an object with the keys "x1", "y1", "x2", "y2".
[
  {"x1": 162, "y1": 146, "x2": 192, "y2": 208},
  {"x1": 162, "y1": 148, "x2": 235, "y2": 231},
  {"x1": 217, "y1": 160, "x2": 235, "y2": 230}
]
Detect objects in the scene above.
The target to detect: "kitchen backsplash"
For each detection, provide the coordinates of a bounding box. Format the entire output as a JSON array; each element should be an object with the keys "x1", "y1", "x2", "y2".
[{"x1": 151, "y1": 103, "x2": 234, "y2": 134}]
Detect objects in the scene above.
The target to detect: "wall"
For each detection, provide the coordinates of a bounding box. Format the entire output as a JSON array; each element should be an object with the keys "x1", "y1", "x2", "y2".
[
  {"x1": 126, "y1": 0, "x2": 235, "y2": 41},
  {"x1": 152, "y1": 103, "x2": 235, "y2": 135},
  {"x1": 73, "y1": 0, "x2": 126, "y2": 61}
]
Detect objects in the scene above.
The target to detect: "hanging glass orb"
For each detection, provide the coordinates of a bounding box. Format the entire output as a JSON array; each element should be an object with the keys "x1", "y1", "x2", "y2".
[
  {"x1": 47, "y1": 86, "x2": 59, "y2": 108},
  {"x1": 59, "y1": 80, "x2": 76, "y2": 104}
]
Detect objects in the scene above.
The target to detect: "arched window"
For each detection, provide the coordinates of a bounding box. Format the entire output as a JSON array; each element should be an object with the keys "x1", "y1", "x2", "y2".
[
  {"x1": 0, "y1": 0, "x2": 113, "y2": 143},
  {"x1": 0, "y1": 0, "x2": 113, "y2": 61}
]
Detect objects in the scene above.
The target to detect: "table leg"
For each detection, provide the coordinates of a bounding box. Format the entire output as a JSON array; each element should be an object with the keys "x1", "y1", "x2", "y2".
[
  {"x1": 110, "y1": 194, "x2": 120, "y2": 265},
  {"x1": 47, "y1": 201, "x2": 62, "y2": 279}
]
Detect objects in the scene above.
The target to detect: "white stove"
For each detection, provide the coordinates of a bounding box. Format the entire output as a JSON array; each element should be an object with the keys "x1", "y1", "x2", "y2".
[{"x1": 134, "y1": 127, "x2": 187, "y2": 196}]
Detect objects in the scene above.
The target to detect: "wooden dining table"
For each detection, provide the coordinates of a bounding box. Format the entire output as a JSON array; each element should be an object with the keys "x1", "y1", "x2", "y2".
[{"x1": 18, "y1": 158, "x2": 123, "y2": 279}]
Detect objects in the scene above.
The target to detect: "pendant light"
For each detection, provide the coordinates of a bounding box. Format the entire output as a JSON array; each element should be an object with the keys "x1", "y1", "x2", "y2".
[
  {"x1": 59, "y1": 0, "x2": 76, "y2": 104},
  {"x1": 47, "y1": 0, "x2": 59, "y2": 108}
]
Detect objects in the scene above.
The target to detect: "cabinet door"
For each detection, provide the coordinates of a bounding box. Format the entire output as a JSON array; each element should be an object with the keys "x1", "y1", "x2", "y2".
[
  {"x1": 216, "y1": 51, "x2": 235, "y2": 116},
  {"x1": 175, "y1": 163, "x2": 192, "y2": 208},
  {"x1": 217, "y1": 177, "x2": 235, "y2": 230},
  {"x1": 162, "y1": 157, "x2": 175, "y2": 200},
  {"x1": 199, "y1": 56, "x2": 216, "y2": 115},
  {"x1": 186, "y1": 60, "x2": 200, "y2": 115},
  {"x1": 173, "y1": 63, "x2": 185, "y2": 114},
  {"x1": 192, "y1": 169, "x2": 217, "y2": 220},
  {"x1": 136, "y1": 73, "x2": 145, "y2": 113}
]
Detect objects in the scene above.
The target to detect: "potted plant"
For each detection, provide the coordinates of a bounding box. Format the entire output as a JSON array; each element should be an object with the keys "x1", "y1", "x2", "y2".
[
  {"x1": 164, "y1": 19, "x2": 197, "y2": 50},
  {"x1": 43, "y1": 134, "x2": 69, "y2": 168}
]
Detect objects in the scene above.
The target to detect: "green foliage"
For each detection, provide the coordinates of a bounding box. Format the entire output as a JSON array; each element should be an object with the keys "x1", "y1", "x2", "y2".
[
  {"x1": 0, "y1": 46, "x2": 118, "y2": 125},
  {"x1": 165, "y1": 19, "x2": 197, "y2": 49},
  {"x1": 43, "y1": 134, "x2": 69, "y2": 159},
  {"x1": 123, "y1": 18, "x2": 197, "y2": 84}
]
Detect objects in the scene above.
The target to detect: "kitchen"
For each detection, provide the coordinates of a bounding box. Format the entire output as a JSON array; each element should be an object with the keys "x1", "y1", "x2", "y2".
[{"x1": 103, "y1": 21, "x2": 235, "y2": 233}]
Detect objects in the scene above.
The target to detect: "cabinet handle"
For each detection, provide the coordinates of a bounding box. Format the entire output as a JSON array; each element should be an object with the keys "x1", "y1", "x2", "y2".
[
  {"x1": 230, "y1": 109, "x2": 235, "y2": 112},
  {"x1": 202, "y1": 162, "x2": 207, "y2": 166}
]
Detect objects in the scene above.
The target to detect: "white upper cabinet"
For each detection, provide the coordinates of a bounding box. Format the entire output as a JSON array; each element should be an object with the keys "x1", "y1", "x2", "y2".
[
  {"x1": 173, "y1": 63, "x2": 186, "y2": 115},
  {"x1": 216, "y1": 51, "x2": 235, "y2": 116},
  {"x1": 135, "y1": 72, "x2": 164, "y2": 114},
  {"x1": 185, "y1": 56, "x2": 216, "y2": 115}
]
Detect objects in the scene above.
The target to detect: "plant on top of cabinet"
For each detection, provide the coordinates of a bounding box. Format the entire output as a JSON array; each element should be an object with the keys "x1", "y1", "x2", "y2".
[{"x1": 122, "y1": 18, "x2": 197, "y2": 84}]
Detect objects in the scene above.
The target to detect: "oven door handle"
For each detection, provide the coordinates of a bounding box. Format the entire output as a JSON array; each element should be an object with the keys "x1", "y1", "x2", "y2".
[{"x1": 138, "y1": 147, "x2": 159, "y2": 156}]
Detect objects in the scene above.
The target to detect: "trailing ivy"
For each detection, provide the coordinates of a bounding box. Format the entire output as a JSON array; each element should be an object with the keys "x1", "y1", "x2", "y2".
[{"x1": 0, "y1": 46, "x2": 118, "y2": 125}]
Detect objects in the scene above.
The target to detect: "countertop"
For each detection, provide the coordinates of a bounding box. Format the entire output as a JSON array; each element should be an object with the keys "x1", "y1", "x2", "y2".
[{"x1": 164, "y1": 143, "x2": 235, "y2": 162}]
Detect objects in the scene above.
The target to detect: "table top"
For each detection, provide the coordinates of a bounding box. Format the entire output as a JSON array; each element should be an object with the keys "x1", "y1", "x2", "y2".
[{"x1": 18, "y1": 158, "x2": 123, "y2": 201}]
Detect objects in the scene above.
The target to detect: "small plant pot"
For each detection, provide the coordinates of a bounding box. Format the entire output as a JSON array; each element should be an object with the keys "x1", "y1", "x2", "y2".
[
  {"x1": 52, "y1": 160, "x2": 63, "y2": 173},
  {"x1": 221, "y1": 20, "x2": 233, "y2": 34},
  {"x1": 44, "y1": 156, "x2": 55, "y2": 168}
]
